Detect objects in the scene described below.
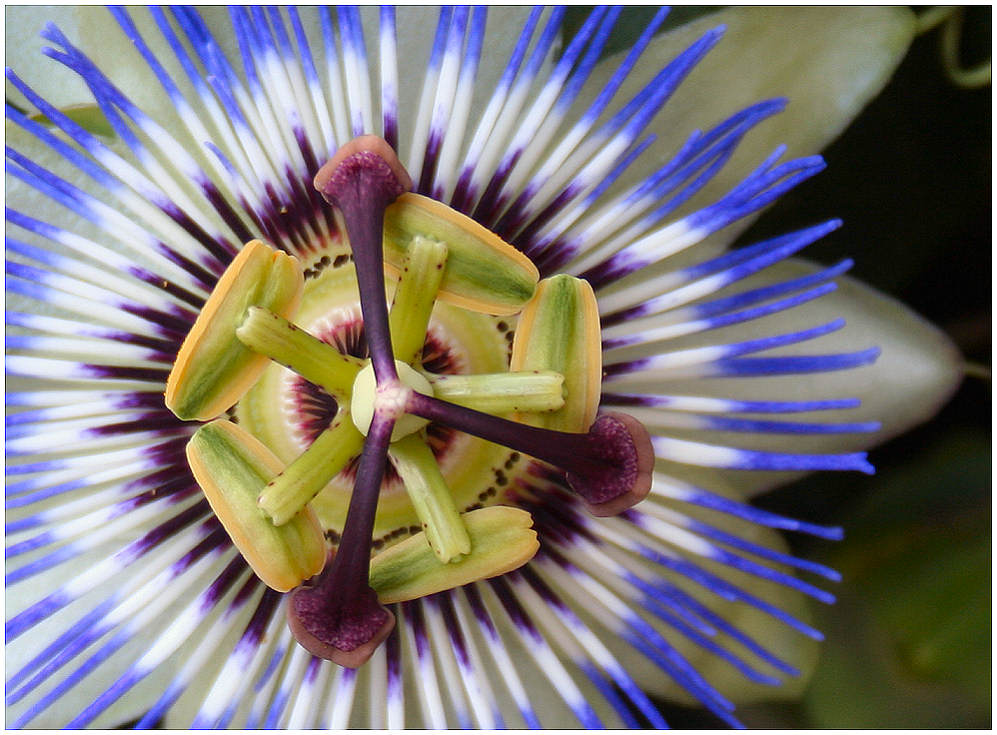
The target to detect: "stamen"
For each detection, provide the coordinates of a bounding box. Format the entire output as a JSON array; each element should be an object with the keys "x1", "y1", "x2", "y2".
[
  {"x1": 368, "y1": 506, "x2": 539, "y2": 603},
  {"x1": 387, "y1": 235, "x2": 449, "y2": 365},
  {"x1": 407, "y1": 393, "x2": 654, "y2": 517},
  {"x1": 185, "y1": 419, "x2": 325, "y2": 592},
  {"x1": 383, "y1": 193, "x2": 539, "y2": 316},
  {"x1": 387, "y1": 435, "x2": 470, "y2": 563},
  {"x1": 511, "y1": 274, "x2": 601, "y2": 432},
  {"x1": 236, "y1": 305, "x2": 363, "y2": 400},
  {"x1": 428, "y1": 371, "x2": 566, "y2": 414},
  {"x1": 165, "y1": 240, "x2": 303, "y2": 421},
  {"x1": 257, "y1": 417, "x2": 365, "y2": 526}
]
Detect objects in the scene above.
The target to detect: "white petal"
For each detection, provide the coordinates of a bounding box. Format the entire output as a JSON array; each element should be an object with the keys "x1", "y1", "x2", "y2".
[
  {"x1": 5, "y1": 6, "x2": 92, "y2": 109},
  {"x1": 549, "y1": 471, "x2": 825, "y2": 707}
]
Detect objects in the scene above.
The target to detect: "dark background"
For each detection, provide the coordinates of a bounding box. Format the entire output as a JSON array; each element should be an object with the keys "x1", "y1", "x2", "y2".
[
  {"x1": 564, "y1": 5, "x2": 991, "y2": 728},
  {"x1": 744, "y1": 6, "x2": 991, "y2": 728}
]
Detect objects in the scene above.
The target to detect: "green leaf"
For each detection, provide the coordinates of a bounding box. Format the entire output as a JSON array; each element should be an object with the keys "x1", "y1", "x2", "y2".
[
  {"x1": 29, "y1": 104, "x2": 115, "y2": 139},
  {"x1": 804, "y1": 433, "x2": 991, "y2": 727}
]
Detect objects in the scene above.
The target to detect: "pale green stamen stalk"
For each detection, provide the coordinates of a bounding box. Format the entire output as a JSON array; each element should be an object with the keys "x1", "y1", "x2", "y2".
[
  {"x1": 428, "y1": 371, "x2": 566, "y2": 414},
  {"x1": 388, "y1": 434, "x2": 471, "y2": 563},
  {"x1": 257, "y1": 417, "x2": 366, "y2": 526},
  {"x1": 236, "y1": 306, "x2": 363, "y2": 399},
  {"x1": 389, "y1": 236, "x2": 449, "y2": 364}
]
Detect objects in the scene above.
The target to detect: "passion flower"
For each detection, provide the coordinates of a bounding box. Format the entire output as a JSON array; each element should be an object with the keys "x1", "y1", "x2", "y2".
[{"x1": 5, "y1": 6, "x2": 961, "y2": 729}]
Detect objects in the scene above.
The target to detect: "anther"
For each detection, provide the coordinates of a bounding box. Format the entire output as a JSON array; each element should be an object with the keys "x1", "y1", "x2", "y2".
[{"x1": 165, "y1": 240, "x2": 303, "y2": 422}]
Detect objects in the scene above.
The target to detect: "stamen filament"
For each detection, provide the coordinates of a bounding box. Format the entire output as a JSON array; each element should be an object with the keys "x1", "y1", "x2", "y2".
[
  {"x1": 236, "y1": 306, "x2": 363, "y2": 400},
  {"x1": 428, "y1": 371, "x2": 566, "y2": 414},
  {"x1": 388, "y1": 434, "x2": 471, "y2": 563},
  {"x1": 388, "y1": 235, "x2": 448, "y2": 365},
  {"x1": 257, "y1": 416, "x2": 366, "y2": 526}
]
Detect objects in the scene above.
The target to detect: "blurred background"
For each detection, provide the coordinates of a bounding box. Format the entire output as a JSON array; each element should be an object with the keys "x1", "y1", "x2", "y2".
[
  {"x1": 564, "y1": 5, "x2": 991, "y2": 728},
  {"x1": 738, "y1": 6, "x2": 990, "y2": 728}
]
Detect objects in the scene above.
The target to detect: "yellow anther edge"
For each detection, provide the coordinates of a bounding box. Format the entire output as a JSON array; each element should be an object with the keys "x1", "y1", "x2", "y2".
[
  {"x1": 369, "y1": 506, "x2": 539, "y2": 603},
  {"x1": 383, "y1": 193, "x2": 539, "y2": 316},
  {"x1": 166, "y1": 240, "x2": 304, "y2": 421},
  {"x1": 511, "y1": 274, "x2": 602, "y2": 432},
  {"x1": 186, "y1": 419, "x2": 326, "y2": 592}
]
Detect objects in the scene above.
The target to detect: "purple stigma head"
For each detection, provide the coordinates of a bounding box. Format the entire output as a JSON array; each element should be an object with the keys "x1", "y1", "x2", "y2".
[
  {"x1": 565, "y1": 412, "x2": 654, "y2": 517},
  {"x1": 314, "y1": 135, "x2": 412, "y2": 210},
  {"x1": 287, "y1": 552, "x2": 395, "y2": 668}
]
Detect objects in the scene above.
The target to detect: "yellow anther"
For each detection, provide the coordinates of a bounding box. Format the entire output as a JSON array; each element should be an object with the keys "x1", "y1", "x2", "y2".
[
  {"x1": 383, "y1": 193, "x2": 539, "y2": 316},
  {"x1": 166, "y1": 240, "x2": 303, "y2": 421},
  {"x1": 186, "y1": 419, "x2": 326, "y2": 592},
  {"x1": 369, "y1": 506, "x2": 539, "y2": 603},
  {"x1": 511, "y1": 274, "x2": 602, "y2": 432}
]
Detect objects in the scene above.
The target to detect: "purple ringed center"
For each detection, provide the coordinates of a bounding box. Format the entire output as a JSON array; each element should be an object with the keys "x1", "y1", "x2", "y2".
[{"x1": 286, "y1": 316, "x2": 461, "y2": 486}]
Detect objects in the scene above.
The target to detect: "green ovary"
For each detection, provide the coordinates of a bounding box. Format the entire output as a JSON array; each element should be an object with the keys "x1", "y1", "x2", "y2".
[{"x1": 236, "y1": 259, "x2": 521, "y2": 545}]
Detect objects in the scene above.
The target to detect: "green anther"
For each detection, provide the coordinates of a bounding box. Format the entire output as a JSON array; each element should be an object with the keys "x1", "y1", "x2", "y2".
[
  {"x1": 236, "y1": 306, "x2": 363, "y2": 400},
  {"x1": 511, "y1": 274, "x2": 602, "y2": 433},
  {"x1": 257, "y1": 415, "x2": 366, "y2": 526},
  {"x1": 186, "y1": 419, "x2": 326, "y2": 592},
  {"x1": 428, "y1": 371, "x2": 566, "y2": 414},
  {"x1": 166, "y1": 240, "x2": 303, "y2": 422},
  {"x1": 387, "y1": 434, "x2": 471, "y2": 564},
  {"x1": 388, "y1": 236, "x2": 448, "y2": 365},
  {"x1": 369, "y1": 506, "x2": 539, "y2": 603},
  {"x1": 383, "y1": 193, "x2": 539, "y2": 316}
]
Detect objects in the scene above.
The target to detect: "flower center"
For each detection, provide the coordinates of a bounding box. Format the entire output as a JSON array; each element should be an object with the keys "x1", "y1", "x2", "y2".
[
  {"x1": 235, "y1": 261, "x2": 516, "y2": 540},
  {"x1": 166, "y1": 136, "x2": 653, "y2": 667}
]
